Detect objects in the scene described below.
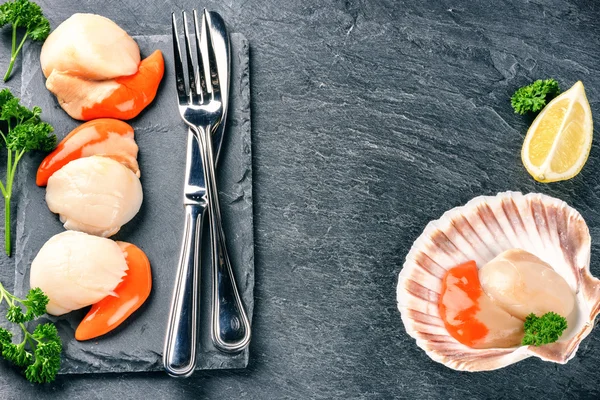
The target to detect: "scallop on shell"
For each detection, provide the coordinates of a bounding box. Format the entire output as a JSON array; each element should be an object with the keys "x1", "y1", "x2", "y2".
[{"x1": 396, "y1": 191, "x2": 600, "y2": 371}]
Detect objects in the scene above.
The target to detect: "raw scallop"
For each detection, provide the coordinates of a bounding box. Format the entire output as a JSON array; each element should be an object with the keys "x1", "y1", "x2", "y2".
[
  {"x1": 397, "y1": 192, "x2": 600, "y2": 371},
  {"x1": 479, "y1": 249, "x2": 575, "y2": 320},
  {"x1": 46, "y1": 155, "x2": 143, "y2": 237},
  {"x1": 40, "y1": 13, "x2": 140, "y2": 80},
  {"x1": 36, "y1": 118, "x2": 139, "y2": 186},
  {"x1": 439, "y1": 262, "x2": 524, "y2": 349},
  {"x1": 45, "y1": 50, "x2": 164, "y2": 121},
  {"x1": 30, "y1": 231, "x2": 128, "y2": 316}
]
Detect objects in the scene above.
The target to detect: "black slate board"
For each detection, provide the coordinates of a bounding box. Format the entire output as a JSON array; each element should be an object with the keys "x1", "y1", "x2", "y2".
[{"x1": 12, "y1": 33, "x2": 254, "y2": 374}]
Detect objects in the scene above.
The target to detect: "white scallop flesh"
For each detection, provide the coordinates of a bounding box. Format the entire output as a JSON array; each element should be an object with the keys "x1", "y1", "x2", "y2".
[
  {"x1": 46, "y1": 156, "x2": 143, "y2": 237},
  {"x1": 40, "y1": 13, "x2": 140, "y2": 80},
  {"x1": 479, "y1": 249, "x2": 576, "y2": 320},
  {"x1": 30, "y1": 231, "x2": 128, "y2": 316},
  {"x1": 473, "y1": 295, "x2": 524, "y2": 348},
  {"x1": 45, "y1": 71, "x2": 120, "y2": 120}
]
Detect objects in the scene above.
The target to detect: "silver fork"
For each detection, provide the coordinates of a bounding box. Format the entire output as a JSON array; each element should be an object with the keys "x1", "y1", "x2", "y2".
[
  {"x1": 164, "y1": 9, "x2": 250, "y2": 377},
  {"x1": 163, "y1": 9, "x2": 216, "y2": 378}
]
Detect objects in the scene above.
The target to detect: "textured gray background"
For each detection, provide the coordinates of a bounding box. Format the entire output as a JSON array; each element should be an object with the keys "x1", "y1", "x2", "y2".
[
  {"x1": 1, "y1": 0, "x2": 600, "y2": 399},
  {"x1": 13, "y1": 33, "x2": 253, "y2": 373}
]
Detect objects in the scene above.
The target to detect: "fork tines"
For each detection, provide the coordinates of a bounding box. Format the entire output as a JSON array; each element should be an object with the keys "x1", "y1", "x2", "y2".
[{"x1": 171, "y1": 9, "x2": 220, "y2": 105}]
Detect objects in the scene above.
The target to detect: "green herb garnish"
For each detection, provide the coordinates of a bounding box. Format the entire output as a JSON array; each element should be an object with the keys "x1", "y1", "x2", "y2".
[
  {"x1": 0, "y1": 0, "x2": 50, "y2": 82},
  {"x1": 0, "y1": 88, "x2": 56, "y2": 255},
  {"x1": 511, "y1": 79, "x2": 560, "y2": 115},
  {"x1": 0, "y1": 283, "x2": 61, "y2": 383},
  {"x1": 522, "y1": 312, "x2": 568, "y2": 346}
]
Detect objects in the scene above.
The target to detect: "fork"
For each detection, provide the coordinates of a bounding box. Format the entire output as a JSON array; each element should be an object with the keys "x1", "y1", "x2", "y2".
[{"x1": 164, "y1": 9, "x2": 250, "y2": 377}]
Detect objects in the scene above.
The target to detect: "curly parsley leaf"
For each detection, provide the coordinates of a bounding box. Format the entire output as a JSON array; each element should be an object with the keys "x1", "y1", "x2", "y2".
[
  {"x1": 511, "y1": 79, "x2": 560, "y2": 115},
  {"x1": 0, "y1": 327, "x2": 12, "y2": 350},
  {"x1": 6, "y1": 305, "x2": 27, "y2": 323},
  {"x1": 6, "y1": 121, "x2": 56, "y2": 152},
  {"x1": 2, "y1": 342, "x2": 32, "y2": 367},
  {"x1": 522, "y1": 312, "x2": 568, "y2": 346},
  {"x1": 22, "y1": 287, "x2": 50, "y2": 319}
]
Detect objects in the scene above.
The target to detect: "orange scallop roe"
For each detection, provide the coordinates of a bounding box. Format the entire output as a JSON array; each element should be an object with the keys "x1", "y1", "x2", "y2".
[
  {"x1": 438, "y1": 261, "x2": 489, "y2": 347},
  {"x1": 36, "y1": 119, "x2": 137, "y2": 186},
  {"x1": 80, "y1": 50, "x2": 164, "y2": 121}
]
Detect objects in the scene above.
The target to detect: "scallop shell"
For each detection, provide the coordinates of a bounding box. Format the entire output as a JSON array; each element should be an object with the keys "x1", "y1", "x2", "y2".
[{"x1": 396, "y1": 191, "x2": 600, "y2": 371}]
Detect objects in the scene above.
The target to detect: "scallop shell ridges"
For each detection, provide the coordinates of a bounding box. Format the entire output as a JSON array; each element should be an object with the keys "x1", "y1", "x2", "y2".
[{"x1": 397, "y1": 191, "x2": 600, "y2": 371}]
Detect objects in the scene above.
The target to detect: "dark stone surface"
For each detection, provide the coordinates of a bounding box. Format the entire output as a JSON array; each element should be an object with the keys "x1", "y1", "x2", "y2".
[
  {"x1": 0, "y1": 0, "x2": 600, "y2": 398},
  {"x1": 13, "y1": 32, "x2": 254, "y2": 373}
]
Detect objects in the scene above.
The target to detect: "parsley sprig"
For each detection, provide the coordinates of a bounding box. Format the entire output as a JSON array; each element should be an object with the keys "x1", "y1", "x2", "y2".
[
  {"x1": 511, "y1": 79, "x2": 560, "y2": 115},
  {"x1": 0, "y1": 282, "x2": 61, "y2": 383},
  {"x1": 0, "y1": 0, "x2": 50, "y2": 82},
  {"x1": 0, "y1": 88, "x2": 56, "y2": 256},
  {"x1": 522, "y1": 312, "x2": 568, "y2": 346}
]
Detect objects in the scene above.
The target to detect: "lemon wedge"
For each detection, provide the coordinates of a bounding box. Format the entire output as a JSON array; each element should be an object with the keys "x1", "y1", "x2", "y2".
[{"x1": 521, "y1": 81, "x2": 593, "y2": 183}]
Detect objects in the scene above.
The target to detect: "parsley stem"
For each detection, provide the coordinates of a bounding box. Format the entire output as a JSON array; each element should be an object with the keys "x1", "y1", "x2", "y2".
[
  {"x1": 4, "y1": 196, "x2": 10, "y2": 256},
  {"x1": 0, "y1": 281, "x2": 15, "y2": 308},
  {"x1": 0, "y1": 281, "x2": 8, "y2": 304},
  {"x1": 3, "y1": 150, "x2": 22, "y2": 256},
  {"x1": 21, "y1": 325, "x2": 37, "y2": 350},
  {"x1": 10, "y1": 19, "x2": 18, "y2": 59},
  {"x1": 4, "y1": 30, "x2": 28, "y2": 82},
  {"x1": 0, "y1": 133, "x2": 5, "y2": 199},
  {"x1": 4, "y1": 150, "x2": 12, "y2": 256}
]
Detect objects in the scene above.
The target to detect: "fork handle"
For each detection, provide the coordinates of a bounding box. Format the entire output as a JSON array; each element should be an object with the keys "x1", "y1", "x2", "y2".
[
  {"x1": 202, "y1": 125, "x2": 252, "y2": 353},
  {"x1": 163, "y1": 205, "x2": 204, "y2": 377}
]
